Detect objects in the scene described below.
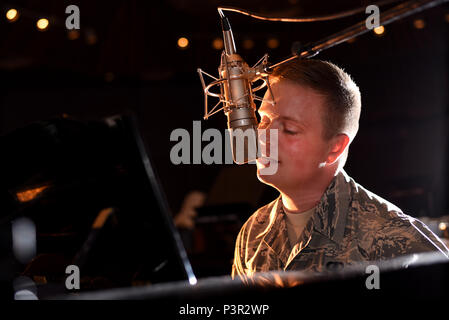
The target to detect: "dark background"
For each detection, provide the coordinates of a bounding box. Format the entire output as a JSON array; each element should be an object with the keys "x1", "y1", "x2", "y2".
[{"x1": 1, "y1": 0, "x2": 448, "y2": 277}]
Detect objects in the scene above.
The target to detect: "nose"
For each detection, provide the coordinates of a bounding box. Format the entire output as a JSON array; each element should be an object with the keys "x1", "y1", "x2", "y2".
[
  {"x1": 257, "y1": 122, "x2": 268, "y2": 147},
  {"x1": 258, "y1": 126, "x2": 277, "y2": 158}
]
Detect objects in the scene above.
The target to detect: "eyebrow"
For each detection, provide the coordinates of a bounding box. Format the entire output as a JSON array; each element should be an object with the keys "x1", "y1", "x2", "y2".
[
  {"x1": 258, "y1": 110, "x2": 308, "y2": 128},
  {"x1": 279, "y1": 116, "x2": 307, "y2": 128}
]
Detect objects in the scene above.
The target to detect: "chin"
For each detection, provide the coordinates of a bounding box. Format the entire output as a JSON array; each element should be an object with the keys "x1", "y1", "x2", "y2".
[
  {"x1": 256, "y1": 158, "x2": 281, "y2": 185},
  {"x1": 256, "y1": 168, "x2": 278, "y2": 186}
]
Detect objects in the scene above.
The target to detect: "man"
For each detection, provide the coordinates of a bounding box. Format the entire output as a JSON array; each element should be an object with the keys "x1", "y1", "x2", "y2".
[{"x1": 232, "y1": 59, "x2": 449, "y2": 281}]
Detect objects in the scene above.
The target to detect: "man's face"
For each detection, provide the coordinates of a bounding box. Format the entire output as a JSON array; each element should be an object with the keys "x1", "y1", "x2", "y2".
[{"x1": 256, "y1": 79, "x2": 332, "y2": 191}]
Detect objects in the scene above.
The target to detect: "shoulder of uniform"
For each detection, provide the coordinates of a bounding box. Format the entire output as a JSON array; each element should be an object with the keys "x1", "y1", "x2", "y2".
[
  {"x1": 339, "y1": 170, "x2": 402, "y2": 215},
  {"x1": 353, "y1": 192, "x2": 424, "y2": 237},
  {"x1": 337, "y1": 172, "x2": 448, "y2": 257},
  {"x1": 349, "y1": 179, "x2": 403, "y2": 217},
  {"x1": 346, "y1": 178, "x2": 423, "y2": 236}
]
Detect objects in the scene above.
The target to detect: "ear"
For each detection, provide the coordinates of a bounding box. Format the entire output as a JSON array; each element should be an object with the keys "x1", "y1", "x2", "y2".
[{"x1": 326, "y1": 134, "x2": 350, "y2": 165}]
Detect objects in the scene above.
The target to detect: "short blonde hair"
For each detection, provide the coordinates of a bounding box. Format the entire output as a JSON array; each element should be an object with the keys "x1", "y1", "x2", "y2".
[{"x1": 271, "y1": 59, "x2": 361, "y2": 142}]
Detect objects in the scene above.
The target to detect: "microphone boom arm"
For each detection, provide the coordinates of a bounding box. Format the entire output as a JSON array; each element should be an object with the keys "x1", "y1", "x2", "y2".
[{"x1": 268, "y1": 0, "x2": 449, "y2": 70}]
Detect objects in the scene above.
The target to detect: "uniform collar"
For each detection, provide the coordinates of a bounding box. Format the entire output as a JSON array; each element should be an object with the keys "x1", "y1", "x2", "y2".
[
  {"x1": 311, "y1": 169, "x2": 351, "y2": 245},
  {"x1": 259, "y1": 169, "x2": 352, "y2": 267}
]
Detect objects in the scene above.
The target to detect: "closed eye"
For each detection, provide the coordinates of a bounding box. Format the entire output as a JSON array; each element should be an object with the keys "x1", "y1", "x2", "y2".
[{"x1": 283, "y1": 129, "x2": 297, "y2": 135}]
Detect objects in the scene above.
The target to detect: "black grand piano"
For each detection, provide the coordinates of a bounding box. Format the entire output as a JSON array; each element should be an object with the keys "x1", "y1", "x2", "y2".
[{"x1": 0, "y1": 114, "x2": 196, "y2": 299}]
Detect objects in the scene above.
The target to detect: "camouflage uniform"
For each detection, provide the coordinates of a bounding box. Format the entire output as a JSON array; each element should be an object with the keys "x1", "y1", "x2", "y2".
[{"x1": 232, "y1": 169, "x2": 449, "y2": 282}]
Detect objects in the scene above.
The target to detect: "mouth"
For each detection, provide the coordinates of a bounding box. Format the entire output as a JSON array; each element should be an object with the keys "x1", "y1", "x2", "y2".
[{"x1": 256, "y1": 156, "x2": 279, "y2": 166}]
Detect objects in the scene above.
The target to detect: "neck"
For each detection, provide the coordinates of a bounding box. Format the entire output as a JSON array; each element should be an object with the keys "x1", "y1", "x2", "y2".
[{"x1": 280, "y1": 168, "x2": 339, "y2": 213}]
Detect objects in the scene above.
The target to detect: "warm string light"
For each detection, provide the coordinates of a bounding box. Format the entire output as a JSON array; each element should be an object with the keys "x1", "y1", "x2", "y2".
[
  {"x1": 373, "y1": 25, "x2": 385, "y2": 35},
  {"x1": 4, "y1": 7, "x2": 97, "y2": 45},
  {"x1": 242, "y1": 38, "x2": 255, "y2": 50},
  {"x1": 6, "y1": 8, "x2": 19, "y2": 22},
  {"x1": 212, "y1": 38, "x2": 223, "y2": 50},
  {"x1": 267, "y1": 38, "x2": 280, "y2": 49},
  {"x1": 67, "y1": 30, "x2": 80, "y2": 40},
  {"x1": 177, "y1": 37, "x2": 189, "y2": 49},
  {"x1": 85, "y1": 29, "x2": 98, "y2": 45},
  {"x1": 36, "y1": 18, "x2": 49, "y2": 31},
  {"x1": 413, "y1": 19, "x2": 425, "y2": 29},
  {"x1": 4, "y1": 8, "x2": 449, "y2": 54}
]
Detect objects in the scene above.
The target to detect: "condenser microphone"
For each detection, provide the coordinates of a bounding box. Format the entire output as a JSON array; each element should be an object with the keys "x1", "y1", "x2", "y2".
[
  {"x1": 197, "y1": 11, "x2": 273, "y2": 165},
  {"x1": 218, "y1": 12, "x2": 259, "y2": 164}
]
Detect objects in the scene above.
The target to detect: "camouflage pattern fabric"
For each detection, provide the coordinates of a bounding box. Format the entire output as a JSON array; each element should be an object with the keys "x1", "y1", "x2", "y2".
[{"x1": 232, "y1": 169, "x2": 449, "y2": 282}]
